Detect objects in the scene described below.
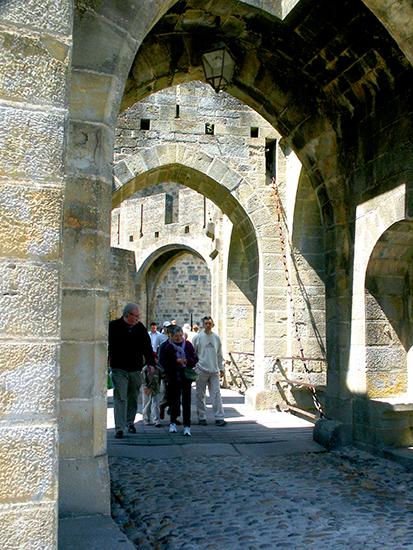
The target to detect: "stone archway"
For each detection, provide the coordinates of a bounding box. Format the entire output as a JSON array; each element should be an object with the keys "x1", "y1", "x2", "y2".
[
  {"x1": 365, "y1": 220, "x2": 413, "y2": 399},
  {"x1": 136, "y1": 246, "x2": 211, "y2": 328},
  {"x1": 1, "y1": 0, "x2": 413, "y2": 540},
  {"x1": 349, "y1": 185, "x2": 407, "y2": 396},
  {"x1": 59, "y1": 0, "x2": 413, "y2": 519},
  {"x1": 113, "y1": 145, "x2": 265, "y2": 293},
  {"x1": 112, "y1": 157, "x2": 269, "y2": 350},
  {"x1": 133, "y1": 243, "x2": 212, "y2": 320},
  {"x1": 112, "y1": 144, "x2": 285, "y2": 370},
  {"x1": 348, "y1": 184, "x2": 413, "y2": 449},
  {"x1": 115, "y1": 0, "x2": 412, "y2": 437}
]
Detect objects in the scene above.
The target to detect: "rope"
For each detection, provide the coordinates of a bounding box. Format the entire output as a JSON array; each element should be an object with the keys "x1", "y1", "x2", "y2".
[{"x1": 271, "y1": 177, "x2": 325, "y2": 418}]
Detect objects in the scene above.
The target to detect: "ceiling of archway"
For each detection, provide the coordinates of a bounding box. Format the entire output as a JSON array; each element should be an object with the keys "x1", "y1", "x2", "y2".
[{"x1": 122, "y1": 0, "x2": 411, "y2": 138}]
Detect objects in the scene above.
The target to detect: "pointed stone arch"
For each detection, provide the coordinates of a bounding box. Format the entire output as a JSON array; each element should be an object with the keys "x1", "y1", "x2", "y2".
[
  {"x1": 112, "y1": 152, "x2": 264, "y2": 343},
  {"x1": 57, "y1": 0, "x2": 413, "y2": 518},
  {"x1": 2, "y1": 0, "x2": 413, "y2": 540},
  {"x1": 134, "y1": 244, "x2": 211, "y2": 327},
  {"x1": 112, "y1": 144, "x2": 268, "y2": 305},
  {"x1": 365, "y1": 220, "x2": 413, "y2": 400}
]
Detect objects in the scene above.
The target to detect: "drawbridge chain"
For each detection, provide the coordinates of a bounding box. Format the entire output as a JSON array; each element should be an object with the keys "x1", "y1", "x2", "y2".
[{"x1": 271, "y1": 177, "x2": 325, "y2": 418}]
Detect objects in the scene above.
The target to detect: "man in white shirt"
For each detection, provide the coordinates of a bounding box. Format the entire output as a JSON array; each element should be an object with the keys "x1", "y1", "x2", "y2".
[
  {"x1": 148, "y1": 322, "x2": 164, "y2": 354},
  {"x1": 192, "y1": 316, "x2": 226, "y2": 426}
]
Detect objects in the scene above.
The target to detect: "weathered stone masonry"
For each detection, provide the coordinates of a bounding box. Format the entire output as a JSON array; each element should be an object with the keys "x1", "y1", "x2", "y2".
[{"x1": 0, "y1": 1, "x2": 412, "y2": 546}]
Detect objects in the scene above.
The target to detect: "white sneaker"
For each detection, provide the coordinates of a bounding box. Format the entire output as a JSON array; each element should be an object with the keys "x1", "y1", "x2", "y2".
[
  {"x1": 183, "y1": 426, "x2": 191, "y2": 437},
  {"x1": 169, "y1": 423, "x2": 177, "y2": 433}
]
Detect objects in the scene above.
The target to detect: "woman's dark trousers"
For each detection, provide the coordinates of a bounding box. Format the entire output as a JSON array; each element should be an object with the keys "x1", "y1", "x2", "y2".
[{"x1": 169, "y1": 380, "x2": 191, "y2": 426}]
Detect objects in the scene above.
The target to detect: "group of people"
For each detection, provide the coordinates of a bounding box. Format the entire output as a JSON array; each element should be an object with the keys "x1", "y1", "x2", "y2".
[{"x1": 108, "y1": 303, "x2": 227, "y2": 439}]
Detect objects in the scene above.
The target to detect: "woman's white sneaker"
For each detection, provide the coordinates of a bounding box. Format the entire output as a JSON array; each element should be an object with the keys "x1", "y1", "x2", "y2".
[
  {"x1": 169, "y1": 423, "x2": 177, "y2": 433},
  {"x1": 183, "y1": 426, "x2": 191, "y2": 437}
]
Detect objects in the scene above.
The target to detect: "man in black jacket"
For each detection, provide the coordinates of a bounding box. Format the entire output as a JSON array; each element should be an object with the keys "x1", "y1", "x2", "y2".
[{"x1": 108, "y1": 303, "x2": 155, "y2": 439}]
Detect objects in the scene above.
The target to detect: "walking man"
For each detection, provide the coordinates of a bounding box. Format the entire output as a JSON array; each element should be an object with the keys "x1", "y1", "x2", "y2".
[
  {"x1": 192, "y1": 316, "x2": 226, "y2": 426},
  {"x1": 108, "y1": 303, "x2": 155, "y2": 439}
]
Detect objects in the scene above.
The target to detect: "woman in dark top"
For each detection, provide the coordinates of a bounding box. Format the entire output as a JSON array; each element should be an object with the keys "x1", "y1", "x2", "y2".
[{"x1": 162, "y1": 325, "x2": 197, "y2": 436}]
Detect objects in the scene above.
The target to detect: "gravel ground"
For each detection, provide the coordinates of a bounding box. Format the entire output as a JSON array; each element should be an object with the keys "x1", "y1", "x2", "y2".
[{"x1": 110, "y1": 446, "x2": 413, "y2": 549}]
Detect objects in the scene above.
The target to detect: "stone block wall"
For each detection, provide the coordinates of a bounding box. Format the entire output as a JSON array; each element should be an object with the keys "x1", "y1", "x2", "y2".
[
  {"x1": 111, "y1": 183, "x2": 219, "y2": 253},
  {"x1": 151, "y1": 252, "x2": 211, "y2": 326},
  {"x1": 109, "y1": 248, "x2": 138, "y2": 320},
  {"x1": 0, "y1": 0, "x2": 71, "y2": 545},
  {"x1": 354, "y1": 398, "x2": 413, "y2": 450},
  {"x1": 114, "y1": 80, "x2": 277, "y2": 191}
]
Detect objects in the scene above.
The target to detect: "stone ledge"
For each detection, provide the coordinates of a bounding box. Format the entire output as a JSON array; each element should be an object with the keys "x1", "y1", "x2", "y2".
[
  {"x1": 371, "y1": 397, "x2": 413, "y2": 413},
  {"x1": 59, "y1": 515, "x2": 134, "y2": 550},
  {"x1": 354, "y1": 398, "x2": 413, "y2": 448},
  {"x1": 382, "y1": 447, "x2": 413, "y2": 472},
  {"x1": 313, "y1": 418, "x2": 344, "y2": 450}
]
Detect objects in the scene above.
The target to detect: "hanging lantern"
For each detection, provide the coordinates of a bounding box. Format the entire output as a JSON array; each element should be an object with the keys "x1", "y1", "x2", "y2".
[{"x1": 201, "y1": 43, "x2": 236, "y2": 93}]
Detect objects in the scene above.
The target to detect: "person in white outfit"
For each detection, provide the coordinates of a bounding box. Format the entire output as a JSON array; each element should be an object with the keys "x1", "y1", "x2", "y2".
[
  {"x1": 183, "y1": 322, "x2": 195, "y2": 343},
  {"x1": 148, "y1": 322, "x2": 164, "y2": 354},
  {"x1": 192, "y1": 316, "x2": 226, "y2": 426}
]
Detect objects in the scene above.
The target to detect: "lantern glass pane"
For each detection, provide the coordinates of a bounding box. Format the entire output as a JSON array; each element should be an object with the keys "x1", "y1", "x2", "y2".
[{"x1": 202, "y1": 46, "x2": 235, "y2": 92}]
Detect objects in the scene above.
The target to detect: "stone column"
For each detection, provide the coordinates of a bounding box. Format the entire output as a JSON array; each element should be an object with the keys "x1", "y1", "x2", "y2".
[
  {"x1": 59, "y1": 115, "x2": 113, "y2": 515},
  {"x1": 59, "y1": 0, "x2": 146, "y2": 515},
  {"x1": 246, "y1": 175, "x2": 289, "y2": 408},
  {"x1": 0, "y1": 1, "x2": 71, "y2": 546}
]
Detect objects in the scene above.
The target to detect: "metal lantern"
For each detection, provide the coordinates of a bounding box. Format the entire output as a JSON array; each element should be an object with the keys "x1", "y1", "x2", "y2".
[{"x1": 201, "y1": 44, "x2": 236, "y2": 93}]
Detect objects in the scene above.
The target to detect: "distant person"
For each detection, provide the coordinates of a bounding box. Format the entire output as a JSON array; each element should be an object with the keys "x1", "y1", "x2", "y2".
[
  {"x1": 160, "y1": 321, "x2": 171, "y2": 344},
  {"x1": 108, "y1": 303, "x2": 154, "y2": 439},
  {"x1": 192, "y1": 316, "x2": 226, "y2": 426},
  {"x1": 148, "y1": 321, "x2": 163, "y2": 355},
  {"x1": 183, "y1": 322, "x2": 194, "y2": 342},
  {"x1": 162, "y1": 325, "x2": 197, "y2": 436},
  {"x1": 171, "y1": 319, "x2": 177, "y2": 325},
  {"x1": 142, "y1": 322, "x2": 164, "y2": 426},
  {"x1": 158, "y1": 321, "x2": 172, "y2": 420},
  {"x1": 192, "y1": 323, "x2": 200, "y2": 334}
]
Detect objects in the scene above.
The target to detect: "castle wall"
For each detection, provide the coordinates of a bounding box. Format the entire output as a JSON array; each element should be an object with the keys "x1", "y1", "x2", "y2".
[
  {"x1": 109, "y1": 248, "x2": 138, "y2": 321},
  {"x1": 0, "y1": 1, "x2": 72, "y2": 545},
  {"x1": 151, "y1": 252, "x2": 211, "y2": 326},
  {"x1": 112, "y1": 81, "x2": 328, "y2": 409}
]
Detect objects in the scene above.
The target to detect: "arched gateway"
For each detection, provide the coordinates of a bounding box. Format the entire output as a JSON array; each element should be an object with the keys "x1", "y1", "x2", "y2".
[{"x1": 0, "y1": 0, "x2": 412, "y2": 545}]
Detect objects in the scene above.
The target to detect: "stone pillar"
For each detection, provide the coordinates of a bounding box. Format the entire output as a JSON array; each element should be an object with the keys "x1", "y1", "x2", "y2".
[
  {"x1": 246, "y1": 157, "x2": 291, "y2": 408},
  {"x1": 59, "y1": 6, "x2": 123, "y2": 514},
  {"x1": 217, "y1": 215, "x2": 233, "y2": 355},
  {"x1": 59, "y1": 120, "x2": 113, "y2": 514},
  {"x1": 0, "y1": 1, "x2": 71, "y2": 546}
]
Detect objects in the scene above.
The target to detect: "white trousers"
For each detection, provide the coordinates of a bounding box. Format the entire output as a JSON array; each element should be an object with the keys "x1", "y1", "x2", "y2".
[{"x1": 196, "y1": 371, "x2": 225, "y2": 420}]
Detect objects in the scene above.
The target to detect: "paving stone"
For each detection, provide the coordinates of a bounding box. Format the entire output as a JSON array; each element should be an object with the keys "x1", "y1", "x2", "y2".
[{"x1": 108, "y1": 389, "x2": 413, "y2": 549}]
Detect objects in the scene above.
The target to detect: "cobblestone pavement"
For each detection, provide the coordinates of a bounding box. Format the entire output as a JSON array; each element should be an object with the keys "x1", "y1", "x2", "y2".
[{"x1": 108, "y1": 390, "x2": 413, "y2": 550}]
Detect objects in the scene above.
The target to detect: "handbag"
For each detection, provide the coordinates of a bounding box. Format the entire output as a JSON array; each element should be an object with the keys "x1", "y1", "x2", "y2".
[{"x1": 184, "y1": 367, "x2": 198, "y2": 382}]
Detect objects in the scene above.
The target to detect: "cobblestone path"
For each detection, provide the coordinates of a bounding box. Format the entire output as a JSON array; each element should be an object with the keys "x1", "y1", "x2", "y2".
[{"x1": 108, "y1": 390, "x2": 413, "y2": 550}]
